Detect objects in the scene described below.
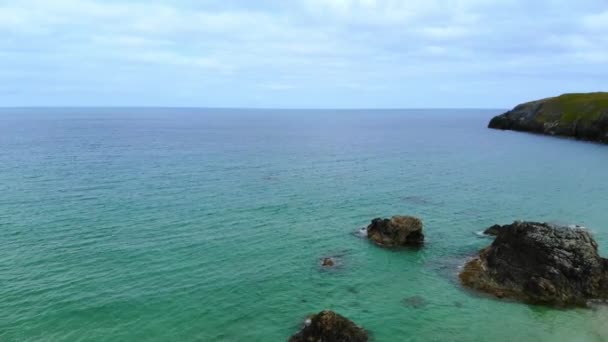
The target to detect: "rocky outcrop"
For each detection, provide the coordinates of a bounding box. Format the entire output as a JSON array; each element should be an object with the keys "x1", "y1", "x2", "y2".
[
  {"x1": 489, "y1": 92, "x2": 608, "y2": 144},
  {"x1": 289, "y1": 310, "x2": 368, "y2": 342},
  {"x1": 366, "y1": 216, "x2": 424, "y2": 247},
  {"x1": 460, "y1": 221, "x2": 608, "y2": 306},
  {"x1": 483, "y1": 224, "x2": 504, "y2": 236}
]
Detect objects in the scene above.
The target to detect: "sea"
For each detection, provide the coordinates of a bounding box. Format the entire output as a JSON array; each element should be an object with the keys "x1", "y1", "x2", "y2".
[{"x1": 1, "y1": 108, "x2": 608, "y2": 341}]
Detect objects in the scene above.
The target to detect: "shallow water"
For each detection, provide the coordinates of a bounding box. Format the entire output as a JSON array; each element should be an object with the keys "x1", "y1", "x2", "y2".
[{"x1": 1, "y1": 108, "x2": 607, "y2": 341}]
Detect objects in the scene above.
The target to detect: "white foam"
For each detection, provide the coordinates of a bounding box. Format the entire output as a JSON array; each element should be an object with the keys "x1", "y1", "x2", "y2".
[
  {"x1": 568, "y1": 224, "x2": 587, "y2": 230},
  {"x1": 354, "y1": 227, "x2": 367, "y2": 237}
]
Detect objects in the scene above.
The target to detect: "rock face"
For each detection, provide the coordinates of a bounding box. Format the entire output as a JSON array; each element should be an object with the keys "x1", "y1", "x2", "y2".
[
  {"x1": 488, "y1": 92, "x2": 608, "y2": 144},
  {"x1": 289, "y1": 310, "x2": 368, "y2": 342},
  {"x1": 460, "y1": 221, "x2": 608, "y2": 306},
  {"x1": 366, "y1": 216, "x2": 424, "y2": 247}
]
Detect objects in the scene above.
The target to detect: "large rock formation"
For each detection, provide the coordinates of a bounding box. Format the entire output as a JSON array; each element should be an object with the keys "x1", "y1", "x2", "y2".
[
  {"x1": 460, "y1": 221, "x2": 608, "y2": 306},
  {"x1": 488, "y1": 92, "x2": 608, "y2": 144},
  {"x1": 366, "y1": 216, "x2": 424, "y2": 247},
  {"x1": 289, "y1": 310, "x2": 368, "y2": 342}
]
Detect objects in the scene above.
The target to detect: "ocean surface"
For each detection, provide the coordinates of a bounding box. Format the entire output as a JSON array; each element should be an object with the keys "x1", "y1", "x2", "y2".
[{"x1": 1, "y1": 108, "x2": 608, "y2": 342}]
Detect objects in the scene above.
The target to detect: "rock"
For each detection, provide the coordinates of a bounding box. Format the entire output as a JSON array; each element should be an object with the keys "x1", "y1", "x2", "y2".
[
  {"x1": 321, "y1": 257, "x2": 335, "y2": 267},
  {"x1": 460, "y1": 221, "x2": 608, "y2": 306},
  {"x1": 488, "y1": 92, "x2": 608, "y2": 144},
  {"x1": 319, "y1": 251, "x2": 349, "y2": 269},
  {"x1": 483, "y1": 224, "x2": 504, "y2": 236},
  {"x1": 288, "y1": 310, "x2": 368, "y2": 342},
  {"x1": 366, "y1": 216, "x2": 424, "y2": 247}
]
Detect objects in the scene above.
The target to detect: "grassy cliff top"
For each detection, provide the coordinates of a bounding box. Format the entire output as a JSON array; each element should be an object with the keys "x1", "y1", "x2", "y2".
[{"x1": 530, "y1": 92, "x2": 608, "y2": 123}]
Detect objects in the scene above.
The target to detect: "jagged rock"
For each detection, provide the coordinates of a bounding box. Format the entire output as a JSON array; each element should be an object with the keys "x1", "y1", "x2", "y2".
[
  {"x1": 288, "y1": 310, "x2": 368, "y2": 342},
  {"x1": 488, "y1": 92, "x2": 608, "y2": 144},
  {"x1": 483, "y1": 224, "x2": 504, "y2": 236},
  {"x1": 460, "y1": 221, "x2": 608, "y2": 306},
  {"x1": 366, "y1": 216, "x2": 424, "y2": 247}
]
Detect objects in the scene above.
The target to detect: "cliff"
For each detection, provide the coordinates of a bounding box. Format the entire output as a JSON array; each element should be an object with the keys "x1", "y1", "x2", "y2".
[{"x1": 488, "y1": 93, "x2": 608, "y2": 143}]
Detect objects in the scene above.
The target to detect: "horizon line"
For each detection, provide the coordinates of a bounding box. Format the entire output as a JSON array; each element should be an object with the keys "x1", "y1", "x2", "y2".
[{"x1": 0, "y1": 106, "x2": 508, "y2": 111}]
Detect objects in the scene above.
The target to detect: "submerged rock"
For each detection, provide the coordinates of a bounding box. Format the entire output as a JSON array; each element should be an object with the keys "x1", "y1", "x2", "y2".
[
  {"x1": 488, "y1": 92, "x2": 608, "y2": 144},
  {"x1": 289, "y1": 310, "x2": 368, "y2": 342},
  {"x1": 346, "y1": 286, "x2": 359, "y2": 294},
  {"x1": 401, "y1": 295, "x2": 428, "y2": 309},
  {"x1": 460, "y1": 221, "x2": 608, "y2": 306},
  {"x1": 366, "y1": 216, "x2": 424, "y2": 247},
  {"x1": 400, "y1": 195, "x2": 438, "y2": 206}
]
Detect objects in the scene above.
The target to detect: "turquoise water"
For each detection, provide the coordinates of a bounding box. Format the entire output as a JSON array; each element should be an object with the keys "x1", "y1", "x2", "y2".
[{"x1": 1, "y1": 108, "x2": 608, "y2": 341}]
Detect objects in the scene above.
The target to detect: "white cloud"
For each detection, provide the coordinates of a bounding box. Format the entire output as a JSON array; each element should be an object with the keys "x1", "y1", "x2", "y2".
[
  {"x1": 130, "y1": 51, "x2": 234, "y2": 73},
  {"x1": 260, "y1": 83, "x2": 297, "y2": 90},
  {"x1": 0, "y1": 6, "x2": 52, "y2": 34},
  {"x1": 418, "y1": 26, "x2": 471, "y2": 39},
  {"x1": 421, "y1": 45, "x2": 449, "y2": 56},
  {"x1": 583, "y1": 10, "x2": 608, "y2": 31},
  {"x1": 0, "y1": 0, "x2": 607, "y2": 107}
]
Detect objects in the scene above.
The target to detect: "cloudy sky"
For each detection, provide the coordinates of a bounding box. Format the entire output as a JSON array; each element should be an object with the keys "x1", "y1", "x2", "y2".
[{"x1": 1, "y1": 0, "x2": 607, "y2": 108}]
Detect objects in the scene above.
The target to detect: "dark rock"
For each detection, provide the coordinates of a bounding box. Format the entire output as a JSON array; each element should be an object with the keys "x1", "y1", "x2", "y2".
[
  {"x1": 321, "y1": 258, "x2": 335, "y2": 267},
  {"x1": 319, "y1": 252, "x2": 348, "y2": 269},
  {"x1": 460, "y1": 221, "x2": 608, "y2": 307},
  {"x1": 366, "y1": 215, "x2": 424, "y2": 247},
  {"x1": 289, "y1": 310, "x2": 368, "y2": 342},
  {"x1": 488, "y1": 92, "x2": 608, "y2": 144},
  {"x1": 483, "y1": 224, "x2": 504, "y2": 236}
]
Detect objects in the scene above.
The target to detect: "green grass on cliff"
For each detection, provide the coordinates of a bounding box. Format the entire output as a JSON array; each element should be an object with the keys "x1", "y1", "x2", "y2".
[{"x1": 541, "y1": 92, "x2": 608, "y2": 123}]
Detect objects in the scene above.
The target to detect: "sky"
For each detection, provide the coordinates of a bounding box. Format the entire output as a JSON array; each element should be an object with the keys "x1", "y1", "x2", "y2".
[{"x1": 0, "y1": 0, "x2": 607, "y2": 108}]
